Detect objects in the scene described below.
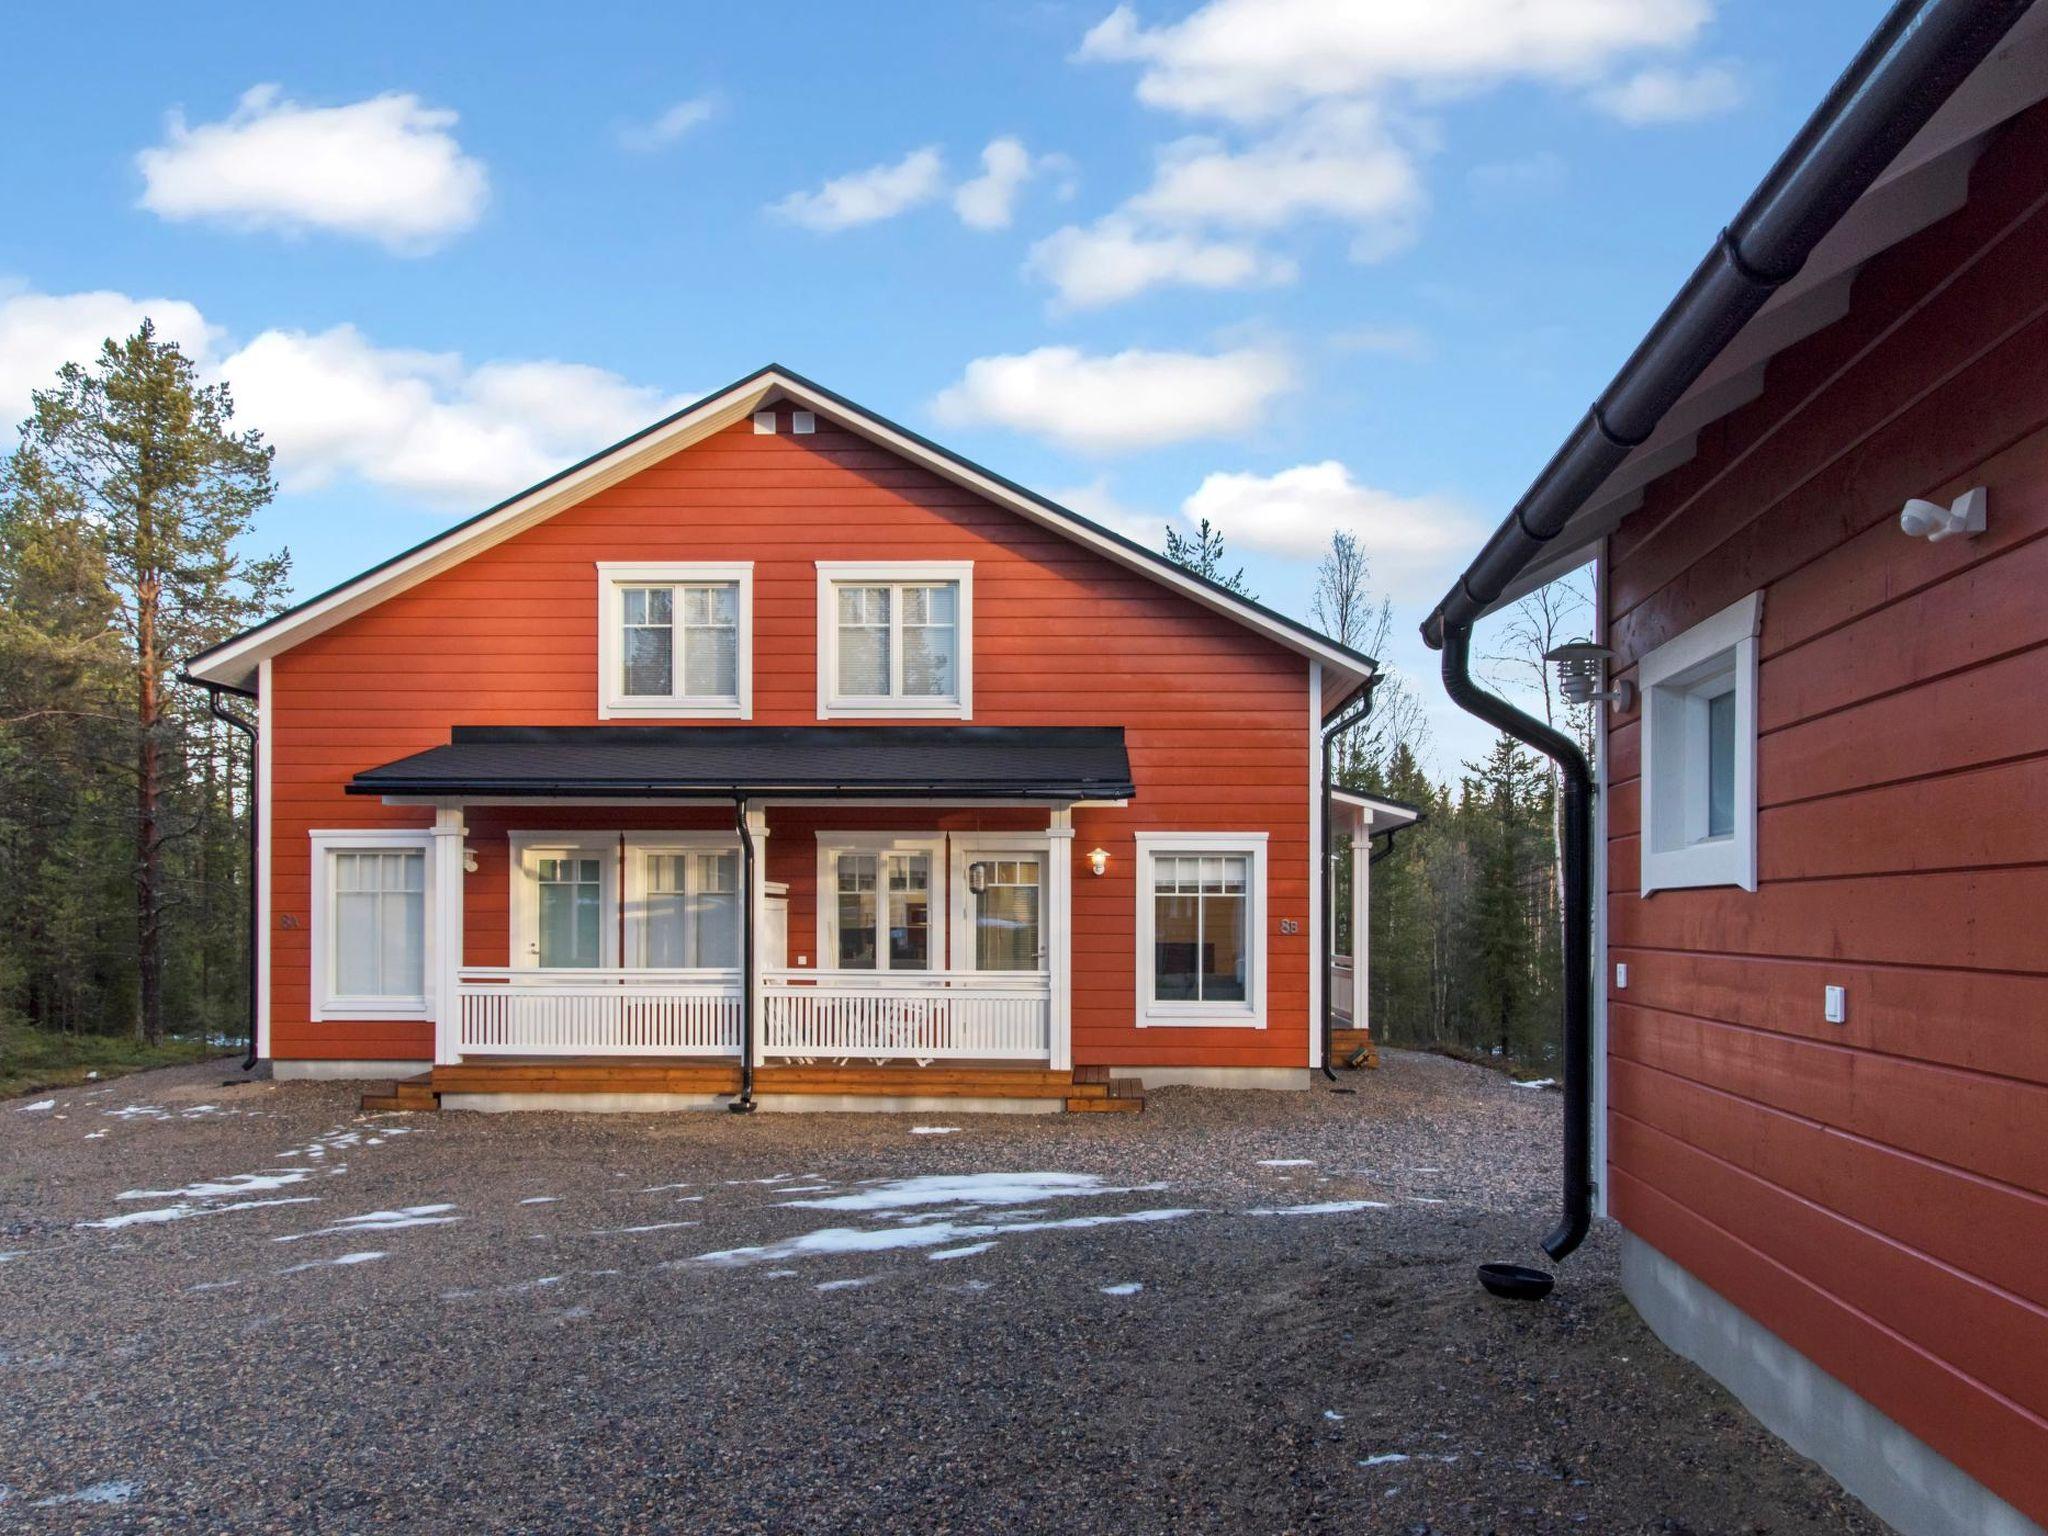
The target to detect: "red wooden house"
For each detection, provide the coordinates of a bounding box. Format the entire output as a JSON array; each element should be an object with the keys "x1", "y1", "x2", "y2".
[
  {"x1": 1425, "y1": 4, "x2": 2047, "y2": 1533},
  {"x1": 184, "y1": 371, "x2": 1412, "y2": 1114}
]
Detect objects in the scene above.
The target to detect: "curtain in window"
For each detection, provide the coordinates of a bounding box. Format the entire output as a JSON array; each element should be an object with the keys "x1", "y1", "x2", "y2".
[
  {"x1": 837, "y1": 586, "x2": 891, "y2": 697},
  {"x1": 333, "y1": 850, "x2": 425, "y2": 998},
  {"x1": 1152, "y1": 854, "x2": 1247, "y2": 1002}
]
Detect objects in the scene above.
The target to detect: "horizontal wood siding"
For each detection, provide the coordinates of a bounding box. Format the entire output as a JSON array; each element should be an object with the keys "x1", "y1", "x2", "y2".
[
  {"x1": 268, "y1": 411, "x2": 1312, "y2": 1068},
  {"x1": 1600, "y1": 106, "x2": 2048, "y2": 1523}
]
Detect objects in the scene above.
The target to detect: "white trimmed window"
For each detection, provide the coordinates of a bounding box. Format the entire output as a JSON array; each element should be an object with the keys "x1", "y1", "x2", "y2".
[
  {"x1": 1134, "y1": 832, "x2": 1267, "y2": 1028},
  {"x1": 310, "y1": 831, "x2": 433, "y2": 1020},
  {"x1": 817, "y1": 836, "x2": 942, "y2": 971},
  {"x1": 597, "y1": 563, "x2": 752, "y2": 718},
  {"x1": 625, "y1": 837, "x2": 742, "y2": 970},
  {"x1": 816, "y1": 562, "x2": 972, "y2": 718},
  {"x1": 1639, "y1": 591, "x2": 1762, "y2": 895}
]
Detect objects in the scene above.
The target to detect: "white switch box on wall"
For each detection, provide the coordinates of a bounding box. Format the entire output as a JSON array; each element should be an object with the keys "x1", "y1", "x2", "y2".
[
  {"x1": 1824, "y1": 985, "x2": 1847, "y2": 1024},
  {"x1": 1615, "y1": 963, "x2": 1629, "y2": 990}
]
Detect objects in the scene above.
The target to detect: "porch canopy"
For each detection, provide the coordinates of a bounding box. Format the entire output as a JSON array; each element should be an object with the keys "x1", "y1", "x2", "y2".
[{"x1": 348, "y1": 724, "x2": 1136, "y2": 801}]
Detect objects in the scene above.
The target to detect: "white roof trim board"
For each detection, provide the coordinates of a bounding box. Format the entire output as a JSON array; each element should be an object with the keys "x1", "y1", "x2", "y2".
[
  {"x1": 185, "y1": 368, "x2": 1375, "y2": 698},
  {"x1": 1331, "y1": 788, "x2": 1423, "y2": 834},
  {"x1": 1487, "y1": 6, "x2": 2048, "y2": 612}
]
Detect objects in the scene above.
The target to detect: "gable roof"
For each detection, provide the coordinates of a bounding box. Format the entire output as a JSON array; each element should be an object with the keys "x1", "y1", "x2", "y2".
[{"x1": 184, "y1": 364, "x2": 1375, "y2": 705}]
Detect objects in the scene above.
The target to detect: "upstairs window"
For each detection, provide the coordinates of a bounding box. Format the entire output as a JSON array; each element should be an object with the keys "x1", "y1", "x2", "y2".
[
  {"x1": 598, "y1": 563, "x2": 752, "y2": 718},
  {"x1": 1639, "y1": 591, "x2": 1762, "y2": 895},
  {"x1": 816, "y1": 562, "x2": 973, "y2": 718}
]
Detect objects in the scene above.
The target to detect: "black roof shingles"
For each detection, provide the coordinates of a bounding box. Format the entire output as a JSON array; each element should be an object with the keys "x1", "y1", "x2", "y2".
[{"x1": 348, "y1": 725, "x2": 1135, "y2": 801}]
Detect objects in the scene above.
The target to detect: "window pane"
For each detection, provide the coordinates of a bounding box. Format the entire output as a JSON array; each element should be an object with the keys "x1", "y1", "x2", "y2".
[
  {"x1": 621, "y1": 583, "x2": 674, "y2": 698},
  {"x1": 683, "y1": 622, "x2": 737, "y2": 698},
  {"x1": 888, "y1": 853, "x2": 930, "y2": 970},
  {"x1": 642, "y1": 854, "x2": 688, "y2": 968},
  {"x1": 692, "y1": 890, "x2": 739, "y2": 968},
  {"x1": 1201, "y1": 893, "x2": 1248, "y2": 1002},
  {"x1": 331, "y1": 850, "x2": 424, "y2": 999},
  {"x1": 537, "y1": 857, "x2": 603, "y2": 968},
  {"x1": 1706, "y1": 689, "x2": 1736, "y2": 840},
  {"x1": 1154, "y1": 891, "x2": 1201, "y2": 1000},
  {"x1": 974, "y1": 859, "x2": 1040, "y2": 971},
  {"x1": 836, "y1": 854, "x2": 877, "y2": 968},
  {"x1": 902, "y1": 621, "x2": 955, "y2": 697}
]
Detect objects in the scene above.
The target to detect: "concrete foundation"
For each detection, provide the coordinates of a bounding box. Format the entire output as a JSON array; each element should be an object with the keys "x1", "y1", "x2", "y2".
[
  {"x1": 438, "y1": 1092, "x2": 1063, "y2": 1115},
  {"x1": 272, "y1": 1059, "x2": 422, "y2": 1082},
  {"x1": 1124, "y1": 1066, "x2": 1309, "y2": 1091},
  {"x1": 1621, "y1": 1231, "x2": 2042, "y2": 1536}
]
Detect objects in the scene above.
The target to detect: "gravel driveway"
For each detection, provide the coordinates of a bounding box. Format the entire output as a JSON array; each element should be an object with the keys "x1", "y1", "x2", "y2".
[{"x1": 0, "y1": 1051, "x2": 1880, "y2": 1533}]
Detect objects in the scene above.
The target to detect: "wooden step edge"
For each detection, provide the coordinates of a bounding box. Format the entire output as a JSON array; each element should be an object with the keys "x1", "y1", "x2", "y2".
[{"x1": 1065, "y1": 1095, "x2": 1143, "y2": 1113}]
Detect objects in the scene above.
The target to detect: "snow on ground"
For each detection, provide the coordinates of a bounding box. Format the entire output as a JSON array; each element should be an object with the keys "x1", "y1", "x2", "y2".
[
  {"x1": 910, "y1": 1126, "x2": 960, "y2": 1135},
  {"x1": 693, "y1": 1205, "x2": 1200, "y2": 1269},
  {"x1": 30, "y1": 1479, "x2": 139, "y2": 1507},
  {"x1": 1100, "y1": 1282, "x2": 1143, "y2": 1296},
  {"x1": 274, "y1": 1205, "x2": 459, "y2": 1242},
  {"x1": 15, "y1": 1100, "x2": 55, "y2": 1114},
  {"x1": 780, "y1": 1172, "x2": 1155, "y2": 1213},
  {"x1": 1246, "y1": 1200, "x2": 1391, "y2": 1217},
  {"x1": 81, "y1": 1196, "x2": 320, "y2": 1231},
  {"x1": 280, "y1": 1251, "x2": 386, "y2": 1275},
  {"x1": 119, "y1": 1170, "x2": 314, "y2": 1201},
  {"x1": 1257, "y1": 1159, "x2": 1314, "y2": 1167}
]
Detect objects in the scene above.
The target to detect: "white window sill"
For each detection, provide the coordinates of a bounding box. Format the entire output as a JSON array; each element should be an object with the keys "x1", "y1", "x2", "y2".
[
  {"x1": 314, "y1": 997, "x2": 432, "y2": 1022},
  {"x1": 820, "y1": 697, "x2": 970, "y2": 720},
  {"x1": 1137, "y1": 1007, "x2": 1265, "y2": 1030},
  {"x1": 600, "y1": 697, "x2": 748, "y2": 720}
]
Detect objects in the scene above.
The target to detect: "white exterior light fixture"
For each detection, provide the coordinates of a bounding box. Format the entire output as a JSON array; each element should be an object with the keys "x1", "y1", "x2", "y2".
[{"x1": 1899, "y1": 485, "x2": 1986, "y2": 543}]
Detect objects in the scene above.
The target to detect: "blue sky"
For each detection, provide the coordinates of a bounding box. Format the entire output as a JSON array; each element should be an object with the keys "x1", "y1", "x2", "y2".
[{"x1": 0, "y1": 1, "x2": 1881, "y2": 772}]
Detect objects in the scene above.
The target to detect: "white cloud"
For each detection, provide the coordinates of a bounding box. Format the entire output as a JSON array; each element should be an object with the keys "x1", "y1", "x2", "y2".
[
  {"x1": 1078, "y1": 0, "x2": 1712, "y2": 122},
  {"x1": 136, "y1": 84, "x2": 488, "y2": 253},
  {"x1": 932, "y1": 345, "x2": 1294, "y2": 455},
  {"x1": 618, "y1": 97, "x2": 718, "y2": 152},
  {"x1": 953, "y1": 138, "x2": 1055, "y2": 230},
  {"x1": 1180, "y1": 460, "x2": 1474, "y2": 574},
  {"x1": 218, "y1": 326, "x2": 688, "y2": 506},
  {"x1": 0, "y1": 286, "x2": 219, "y2": 431},
  {"x1": 772, "y1": 146, "x2": 946, "y2": 231},
  {"x1": 1027, "y1": 218, "x2": 1295, "y2": 308},
  {"x1": 1590, "y1": 61, "x2": 1743, "y2": 124}
]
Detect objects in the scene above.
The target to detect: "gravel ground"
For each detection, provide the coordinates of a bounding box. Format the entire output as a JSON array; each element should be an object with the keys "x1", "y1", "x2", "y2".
[{"x1": 0, "y1": 1050, "x2": 1882, "y2": 1534}]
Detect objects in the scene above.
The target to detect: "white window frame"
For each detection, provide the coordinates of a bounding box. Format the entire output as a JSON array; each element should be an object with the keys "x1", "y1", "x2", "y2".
[
  {"x1": 509, "y1": 833, "x2": 620, "y2": 970},
  {"x1": 621, "y1": 832, "x2": 745, "y2": 973},
  {"x1": 815, "y1": 832, "x2": 946, "y2": 972},
  {"x1": 815, "y1": 561, "x2": 973, "y2": 719},
  {"x1": 596, "y1": 562, "x2": 753, "y2": 719},
  {"x1": 309, "y1": 829, "x2": 434, "y2": 1021},
  {"x1": 1639, "y1": 590, "x2": 1763, "y2": 896},
  {"x1": 949, "y1": 832, "x2": 1052, "y2": 974},
  {"x1": 1133, "y1": 831, "x2": 1268, "y2": 1029}
]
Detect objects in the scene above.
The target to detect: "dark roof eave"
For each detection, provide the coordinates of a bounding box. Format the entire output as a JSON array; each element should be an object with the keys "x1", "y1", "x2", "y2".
[{"x1": 345, "y1": 780, "x2": 1135, "y2": 800}]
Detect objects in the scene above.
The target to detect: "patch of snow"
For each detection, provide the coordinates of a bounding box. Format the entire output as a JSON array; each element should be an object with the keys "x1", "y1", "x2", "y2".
[
  {"x1": 273, "y1": 1204, "x2": 458, "y2": 1242},
  {"x1": 0, "y1": 1251, "x2": 26, "y2": 1263},
  {"x1": 1358, "y1": 1452, "x2": 1410, "y2": 1468},
  {"x1": 280, "y1": 1251, "x2": 386, "y2": 1274},
  {"x1": 1257, "y1": 1158, "x2": 1314, "y2": 1167},
  {"x1": 763, "y1": 1268, "x2": 801, "y2": 1278},
  {"x1": 783, "y1": 1171, "x2": 1153, "y2": 1214},
  {"x1": 1324, "y1": 1410, "x2": 1345, "y2": 1422},
  {"x1": 119, "y1": 1170, "x2": 312, "y2": 1201},
  {"x1": 1100, "y1": 1282, "x2": 1143, "y2": 1296},
  {"x1": 774, "y1": 1184, "x2": 838, "y2": 1194},
  {"x1": 83, "y1": 1131, "x2": 108, "y2": 1140},
  {"x1": 17, "y1": 1099, "x2": 56, "y2": 1113},
  {"x1": 910, "y1": 1126, "x2": 960, "y2": 1135},
  {"x1": 927, "y1": 1242, "x2": 997, "y2": 1261},
  {"x1": 1409, "y1": 1197, "x2": 1446, "y2": 1205},
  {"x1": 1245, "y1": 1200, "x2": 1391, "y2": 1217},
  {"x1": 187, "y1": 1279, "x2": 243, "y2": 1293},
  {"x1": 1513, "y1": 1078, "x2": 1558, "y2": 1089},
  {"x1": 105, "y1": 1105, "x2": 170, "y2": 1121},
  {"x1": 519, "y1": 1197, "x2": 560, "y2": 1205},
  {"x1": 694, "y1": 1206, "x2": 1198, "y2": 1268},
  {"x1": 588, "y1": 1221, "x2": 700, "y2": 1236},
  {"x1": 944, "y1": 1279, "x2": 994, "y2": 1294},
  {"x1": 815, "y1": 1276, "x2": 877, "y2": 1292},
  {"x1": 32, "y1": 1480, "x2": 139, "y2": 1508},
  {"x1": 82, "y1": 1196, "x2": 320, "y2": 1230},
  {"x1": 638, "y1": 1183, "x2": 693, "y2": 1193}
]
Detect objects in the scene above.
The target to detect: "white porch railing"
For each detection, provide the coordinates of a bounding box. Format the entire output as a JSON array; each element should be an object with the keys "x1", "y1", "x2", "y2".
[
  {"x1": 455, "y1": 968, "x2": 742, "y2": 1057},
  {"x1": 1331, "y1": 956, "x2": 1356, "y2": 1022},
  {"x1": 761, "y1": 970, "x2": 1052, "y2": 1061}
]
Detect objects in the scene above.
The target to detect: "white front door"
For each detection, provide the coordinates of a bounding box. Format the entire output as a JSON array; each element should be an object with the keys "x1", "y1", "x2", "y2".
[
  {"x1": 954, "y1": 845, "x2": 1047, "y2": 973},
  {"x1": 513, "y1": 839, "x2": 618, "y2": 969}
]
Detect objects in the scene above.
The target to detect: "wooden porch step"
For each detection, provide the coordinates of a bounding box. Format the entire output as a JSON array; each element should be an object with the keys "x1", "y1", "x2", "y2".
[{"x1": 360, "y1": 1073, "x2": 441, "y2": 1113}]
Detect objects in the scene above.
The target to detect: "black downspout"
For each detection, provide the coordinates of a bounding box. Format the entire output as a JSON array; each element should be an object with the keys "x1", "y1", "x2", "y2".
[
  {"x1": 730, "y1": 799, "x2": 758, "y2": 1113},
  {"x1": 1368, "y1": 825, "x2": 1411, "y2": 866},
  {"x1": 196, "y1": 678, "x2": 261, "y2": 1074},
  {"x1": 1320, "y1": 679, "x2": 1376, "y2": 1082},
  {"x1": 1441, "y1": 627, "x2": 1592, "y2": 1262}
]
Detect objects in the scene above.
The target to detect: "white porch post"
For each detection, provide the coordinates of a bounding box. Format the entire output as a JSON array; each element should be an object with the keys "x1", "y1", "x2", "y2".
[
  {"x1": 430, "y1": 803, "x2": 466, "y2": 1067},
  {"x1": 1047, "y1": 806, "x2": 1075, "y2": 1072},
  {"x1": 1350, "y1": 823, "x2": 1370, "y2": 1036},
  {"x1": 746, "y1": 804, "x2": 771, "y2": 1068}
]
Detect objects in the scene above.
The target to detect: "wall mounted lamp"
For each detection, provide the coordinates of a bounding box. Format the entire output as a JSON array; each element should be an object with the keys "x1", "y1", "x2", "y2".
[
  {"x1": 1544, "y1": 640, "x2": 1635, "y2": 714},
  {"x1": 1086, "y1": 847, "x2": 1110, "y2": 877}
]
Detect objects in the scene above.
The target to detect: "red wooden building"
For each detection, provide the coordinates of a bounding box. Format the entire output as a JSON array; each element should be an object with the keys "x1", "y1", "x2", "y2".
[
  {"x1": 1425, "y1": 4, "x2": 2047, "y2": 1533},
  {"x1": 185, "y1": 371, "x2": 1413, "y2": 1114}
]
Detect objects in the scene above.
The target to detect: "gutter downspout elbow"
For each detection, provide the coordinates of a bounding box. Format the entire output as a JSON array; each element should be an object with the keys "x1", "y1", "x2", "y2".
[{"x1": 1439, "y1": 627, "x2": 1592, "y2": 1262}]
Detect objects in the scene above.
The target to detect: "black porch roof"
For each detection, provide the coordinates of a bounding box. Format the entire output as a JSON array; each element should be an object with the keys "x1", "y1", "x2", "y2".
[{"x1": 348, "y1": 725, "x2": 1136, "y2": 801}]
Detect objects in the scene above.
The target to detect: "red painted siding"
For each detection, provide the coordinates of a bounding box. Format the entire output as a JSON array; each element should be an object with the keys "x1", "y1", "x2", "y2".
[
  {"x1": 266, "y1": 411, "x2": 1316, "y2": 1069},
  {"x1": 1601, "y1": 105, "x2": 2048, "y2": 1523}
]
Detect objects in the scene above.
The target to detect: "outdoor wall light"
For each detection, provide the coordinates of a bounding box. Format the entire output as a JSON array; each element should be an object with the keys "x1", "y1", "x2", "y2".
[
  {"x1": 1899, "y1": 485, "x2": 1986, "y2": 543},
  {"x1": 1087, "y1": 847, "x2": 1110, "y2": 876},
  {"x1": 1544, "y1": 640, "x2": 1635, "y2": 713}
]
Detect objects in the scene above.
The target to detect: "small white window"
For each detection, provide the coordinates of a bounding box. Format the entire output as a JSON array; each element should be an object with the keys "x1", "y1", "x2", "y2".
[
  {"x1": 310, "y1": 831, "x2": 433, "y2": 1020},
  {"x1": 1134, "y1": 832, "x2": 1267, "y2": 1028},
  {"x1": 625, "y1": 838, "x2": 742, "y2": 970},
  {"x1": 1639, "y1": 591, "x2": 1762, "y2": 895},
  {"x1": 815, "y1": 562, "x2": 972, "y2": 718},
  {"x1": 597, "y1": 563, "x2": 752, "y2": 718},
  {"x1": 816, "y1": 836, "x2": 942, "y2": 971}
]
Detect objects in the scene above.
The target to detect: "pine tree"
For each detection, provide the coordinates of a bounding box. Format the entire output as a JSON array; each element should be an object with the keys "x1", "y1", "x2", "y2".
[
  {"x1": 1163, "y1": 516, "x2": 1256, "y2": 599},
  {"x1": 2, "y1": 322, "x2": 288, "y2": 1043}
]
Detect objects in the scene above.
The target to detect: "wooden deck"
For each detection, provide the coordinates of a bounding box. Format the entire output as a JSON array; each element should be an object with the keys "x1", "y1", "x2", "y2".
[
  {"x1": 1331, "y1": 1028, "x2": 1380, "y2": 1070},
  {"x1": 362, "y1": 1060, "x2": 1144, "y2": 1115}
]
